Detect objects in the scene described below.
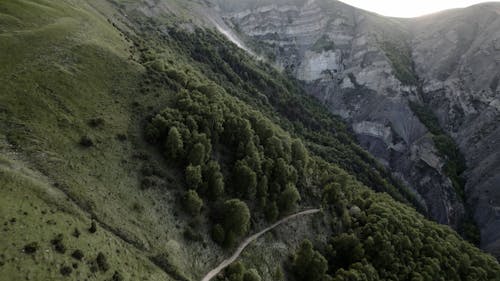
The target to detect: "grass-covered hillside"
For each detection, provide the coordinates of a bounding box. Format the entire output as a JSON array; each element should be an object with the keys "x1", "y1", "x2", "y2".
[{"x1": 0, "y1": 1, "x2": 499, "y2": 281}]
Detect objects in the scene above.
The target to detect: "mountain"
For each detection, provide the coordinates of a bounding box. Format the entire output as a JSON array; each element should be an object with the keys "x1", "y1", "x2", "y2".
[
  {"x1": 213, "y1": 0, "x2": 500, "y2": 257},
  {"x1": 0, "y1": 1, "x2": 499, "y2": 281}
]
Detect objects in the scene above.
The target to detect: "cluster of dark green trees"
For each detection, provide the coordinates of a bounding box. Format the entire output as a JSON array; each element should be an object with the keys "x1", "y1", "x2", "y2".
[
  {"x1": 128, "y1": 15, "x2": 500, "y2": 280},
  {"x1": 287, "y1": 161, "x2": 500, "y2": 280},
  {"x1": 145, "y1": 80, "x2": 306, "y2": 246}
]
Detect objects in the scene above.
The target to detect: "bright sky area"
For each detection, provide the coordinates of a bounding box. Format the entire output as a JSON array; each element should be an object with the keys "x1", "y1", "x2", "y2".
[{"x1": 338, "y1": 0, "x2": 500, "y2": 17}]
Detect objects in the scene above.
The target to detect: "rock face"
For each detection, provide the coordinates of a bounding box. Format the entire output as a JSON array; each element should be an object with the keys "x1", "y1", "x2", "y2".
[
  {"x1": 209, "y1": 0, "x2": 500, "y2": 257},
  {"x1": 410, "y1": 4, "x2": 500, "y2": 257}
]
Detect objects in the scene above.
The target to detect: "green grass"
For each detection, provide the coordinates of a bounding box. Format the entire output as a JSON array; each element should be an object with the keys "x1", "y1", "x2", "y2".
[
  {"x1": 0, "y1": 1, "x2": 221, "y2": 280},
  {"x1": 0, "y1": 155, "x2": 173, "y2": 281}
]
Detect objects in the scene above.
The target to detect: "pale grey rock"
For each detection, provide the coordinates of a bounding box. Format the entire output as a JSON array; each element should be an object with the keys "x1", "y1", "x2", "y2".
[{"x1": 211, "y1": 0, "x2": 500, "y2": 258}]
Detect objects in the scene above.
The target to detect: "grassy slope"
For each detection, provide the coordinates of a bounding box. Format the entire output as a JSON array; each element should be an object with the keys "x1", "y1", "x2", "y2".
[{"x1": 0, "y1": 1, "x2": 209, "y2": 280}]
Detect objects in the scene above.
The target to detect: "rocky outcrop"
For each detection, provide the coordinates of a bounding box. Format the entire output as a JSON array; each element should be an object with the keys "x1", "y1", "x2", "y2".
[
  {"x1": 409, "y1": 4, "x2": 500, "y2": 257},
  {"x1": 216, "y1": 0, "x2": 465, "y2": 229},
  {"x1": 210, "y1": 0, "x2": 500, "y2": 258}
]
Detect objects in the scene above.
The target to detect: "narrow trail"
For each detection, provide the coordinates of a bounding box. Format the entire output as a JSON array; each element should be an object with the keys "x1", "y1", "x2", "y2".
[{"x1": 200, "y1": 208, "x2": 321, "y2": 281}]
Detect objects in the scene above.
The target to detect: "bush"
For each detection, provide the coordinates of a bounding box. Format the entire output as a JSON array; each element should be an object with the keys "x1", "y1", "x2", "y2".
[
  {"x1": 188, "y1": 143, "x2": 206, "y2": 165},
  {"x1": 327, "y1": 233, "x2": 364, "y2": 270},
  {"x1": 265, "y1": 201, "x2": 279, "y2": 222},
  {"x1": 96, "y1": 252, "x2": 110, "y2": 272},
  {"x1": 60, "y1": 266, "x2": 73, "y2": 276},
  {"x1": 150, "y1": 253, "x2": 190, "y2": 281},
  {"x1": 185, "y1": 165, "x2": 202, "y2": 189},
  {"x1": 23, "y1": 242, "x2": 39, "y2": 254},
  {"x1": 244, "y1": 269, "x2": 262, "y2": 281},
  {"x1": 203, "y1": 161, "x2": 225, "y2": 199},
  {"x1": 233, "y1": 160, "x2": 257, "y2": 198},
  {"x1": 71, "y1": 250, "x2": 84, "y2": 261},
  {"x1": 292, "y1": 240, "x2": 328, "y2": 281},
  {"x1": 278, "y1": 183, "x2": 301, "y2": 214},
  {"x1": 50, "y1": 234, "x2": 66, "y2": 254},
  {"x1": 226, "y1": 262, "x2": 245, "y2": 281},
  {"x1": 165, "y1": 127, "x2": 183, "y2": 160},
  {"x1": 79, "y1": 135, "x2": 94, "y2": 147},
  {"x1": 88, "y1": 117, "x2": 105, "y2": 128},
  {"x1": 183, "y1": 190, "x2": 203, "y2": 216},
  {"x1": 112, "y1": 271, "x2": 124, "y2": 281},
  {"x1": 215, "y1": 199, "x2": 251, "y2": 246},
  {"x1": 212, "y1": 224, "x2": 225, "y2": 245}
]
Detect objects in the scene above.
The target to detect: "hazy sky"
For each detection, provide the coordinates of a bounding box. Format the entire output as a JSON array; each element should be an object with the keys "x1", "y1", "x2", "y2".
[{"x1": 339, "y1": 0, "x2": 500, "y2": 17}]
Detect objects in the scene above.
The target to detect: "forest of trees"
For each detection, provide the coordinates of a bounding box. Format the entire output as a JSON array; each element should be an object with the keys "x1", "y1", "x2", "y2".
[{"x1": 131, "y1": 19, "x2": 500, "y2": 280}]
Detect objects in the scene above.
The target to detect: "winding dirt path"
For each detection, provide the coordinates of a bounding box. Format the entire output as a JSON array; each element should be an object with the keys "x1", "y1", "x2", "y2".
[{"x1": 200, "y1": 208, "x2": 321, "y2": 281}]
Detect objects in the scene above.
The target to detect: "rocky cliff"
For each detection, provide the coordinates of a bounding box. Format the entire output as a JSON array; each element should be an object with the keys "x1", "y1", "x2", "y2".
[{"x1": 210, "y1": 0, "x2": 500, "y2": 257}]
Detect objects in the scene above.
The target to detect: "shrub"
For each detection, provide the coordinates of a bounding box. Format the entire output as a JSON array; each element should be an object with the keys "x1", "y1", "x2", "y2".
[
  {"x1": 226, "y1": 262, "x2": 245, "y2": 281},
  {"x1": 188, "y1": 143, "x2": 206, "y2": 165},
  {"x1": 265, "y1": 201, "x2": 279, "y2": 222},
  {"x1": 88, "y1": 117, "x2": 105, "y2": 128},
  {"x1": 23, "y1": 242, "x2": 39, "y2": 254},
  {"x1": 212, "y1": 224, "x2": 225, "y2": 245},
  {"x1": 292, "y1": 240, "x2": 328, "y2": 281},
  {"x1": 327, "y1": 233, "x2": 365, "y2": 270},
  {"x1": 244, "y1": 269, "x2": 262, "y2": 281},
  {"x1": 183, "y1": 190, "x2": 203, "y2": 216},
  {"x1": 165, "y1": 127, "x2": 183, "y2": 160},
  {"x1": 60, "y1": 266, "x2": 73, "y2": 276},
  {"x1": 89, "y1": 221, "x2": 97, "y2": 233},
  {"x1": 51, "y1": 234, "x2": 66, "y2": 254},
  {"x1": 233, "y1": 160, "x2": 257, "y2": 198},
  {"x1": 278, "y1": 183, "x2": 301, "y2": 214},
  {"x1": 96, "y1": 252, "x2": 110, "y2": 272},
  {"x1": 150, "y1": 253, "x2": 190, "y2": 281},
  {"x1": 291, "y1": 139, "x2": 308, "y2": 167},
  {"x1": 203, "y1": 161, "x2": 225, "y2": 198},
  {"x1": 71, "y1": 250, "x2": 84, "y2": 261},
  {"x1": 185, "y1": 165, "x2": 202, "y2": 189},
  {"x1": 184, "y1": 226, "x2": 203, "y2": 241},
  {"x1": 79, "y1": 135, "x2": 94, "y2": 147},
  {"x1": 112, "y1": 271, "x2": 124, "y2": 281}
]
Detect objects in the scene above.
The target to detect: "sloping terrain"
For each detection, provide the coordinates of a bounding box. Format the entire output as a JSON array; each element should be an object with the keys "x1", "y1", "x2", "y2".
[
  {"x1": 215, "y1": 0, "x2": 500, "y2": 257},
  {"x1": 0, "y1": 1, "x2": 500, "y2": 281}
]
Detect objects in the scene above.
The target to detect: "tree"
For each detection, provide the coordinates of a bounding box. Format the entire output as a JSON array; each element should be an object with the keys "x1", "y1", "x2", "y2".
[
  {"x1": 244, "y1": 269, "x2": 262, "y2": 281},
  {"x1": 185, "y1": 165, "x2": 202, "y2": 189},
  {"x1": 291, "y1": 139, "x2": 308, "y2": 165},
  {"x1": 183, "y1": 190, "x2": 203, "y2": 216},
  {"x1": 203, "y1": 161, "x2": 224, "y2": 199},
  {"x1": 188, "y1": 143, "x2": 205, "y2": 165},
  {"x1": 226, "y1": 262, "x2": 246, "y2": 281},
  {"x1": 273, "y1": 158, "x2": 297, "y2": 186},
  {"x1": 212, "y1": 224, "x2": 225, "y2": 245},
  {"x1": 233, "y1": 160, "x2": 257, "y2": 199},
  {"x1": 165, "y1": 127, "x2": 183, "y2": 160},
  {"x1": 293, "y1": 240, "x2": 328, "y2": 281},
  {"x1": 265, "y1": 201, "x2": 279, "y2": 222},
  {"x1": 221, "y1": 199, "x2": 250, "y2": 241},
  {"x1": 278, "y1": 183, "x2": 301, "y2": 214},
  {"x1": 328, "y1": 233, "x2": 364, "y2": 270}
]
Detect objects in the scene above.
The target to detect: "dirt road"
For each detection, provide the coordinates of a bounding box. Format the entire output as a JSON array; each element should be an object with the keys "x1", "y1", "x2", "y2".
[{"x1": 200, "y1": 208, "x2": 321, "y2": 281}]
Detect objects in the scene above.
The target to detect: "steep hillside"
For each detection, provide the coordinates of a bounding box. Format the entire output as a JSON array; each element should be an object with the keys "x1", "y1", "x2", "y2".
[
  {"x1": 215, "y1": 0, "x2": 500, "y2": 257},
  {"x1": 1, "y1": 1, "x2": 500, "y2": 281},
  {"x1": 216, "y1": 0, "x2": 466, "y2": 232},
  {"x1": 409, "y1": 3, "x2": 500, "y2": 257}
]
